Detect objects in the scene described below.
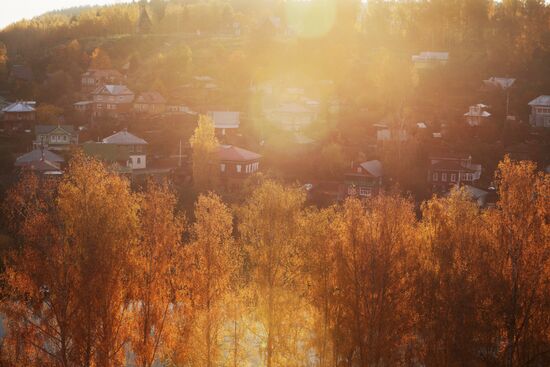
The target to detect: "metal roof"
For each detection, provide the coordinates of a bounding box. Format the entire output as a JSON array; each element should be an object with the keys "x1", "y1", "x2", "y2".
[
  {"x1": 2, "y1": 101, "x2": 35, "y2": 113},
  {"x1": 102, "y1": 130, "x2": 148, "y2": 145},
  {"x1": 15, "y1": 149, "x2": 64, "y2": 166},
  {"x1": 20, "y1": 159, "x2": 61, "y2": 173},
  {"x1": 465, "y1": 111, "x2": 491, "y2": 117},
  {"x1": 412, "y1": 51, "x2": 449, "y2": 62},
  {"x1": 92, "y1": 84, "x2": 134, "y2": 96},
  {"x1": 483, "y1": 77, "x2": 515, "y2": 90},
  {"x1": 528, "y1": 95, "x2": 550, "y2": 107},
  {"x1": 35, "y1": 124, "x2": 75, "y2": 135},
  {"x1": 359, "y1": 160, "x2": 383, "y2": 178},
  {"x1": 218, "y1": 145, "x2": 261, "y2": 162},
  {"x1": 208, "y1": 111, "x2": 241, "y2": 129}
]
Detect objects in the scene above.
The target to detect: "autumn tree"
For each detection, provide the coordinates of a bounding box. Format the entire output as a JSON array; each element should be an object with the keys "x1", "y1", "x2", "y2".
[
  {"x1": 189, "y1": 115, "x2": 219, "y2": 192},
  {"x1": 485, "y1": 157, "x2": 550, "y2": 367},
  {"x1": 0, "y1": 154, "x2": 140, "y2": 367},
  {"x1": 89, "y1": 47, "x2": 112, "y2": 69},
  {"x1": 0, "y1": 41, "x2": 7, "y2": 78},
  {"x1": 57, "y1": 153, "x2": 139, "y2": 367},
  {"x1": 238, "y1": 181, "x2": 306, "y2": 367},
  {"x1": 131, "y1": 181, "x2": 185, "y2": 367},
  {"x1": 185, "y1": 193, "x2": 236, "y2": 367},
  {"x1": 1, "y1": 174, "x2": 75, "y2": 367},
  {"x1": 416, "y1": 188, "x2": 492, "y2": 366},
  {"x1": 301, "y1": 207, "x2": 339, "y2": 367},
  {"x1": 331, "y1": 195, "x2": 418, "y2": 366},
  {"x1": 36, "y1": 104, "x2": 64, "y2": 124}
]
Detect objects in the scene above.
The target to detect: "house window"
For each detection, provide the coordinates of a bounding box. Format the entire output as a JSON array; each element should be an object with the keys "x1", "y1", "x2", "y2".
[
  {"x1": 442, "y1": 173, "x2": 447, "y2": 182},
  {"x1": 236, "y1": 165, "x2": 242, "y2": 173},
  {"x1": 451, "y1": 174, "x2": 457, "y2": 182},
  {"x1": 137, "y1": 157, "x2": 141, "y2": 164},
  {"x1": 97, "y1": 104, "x2": 103, "y2": 109},
  {"x1": 63, "y1": 135, "x2": 67, "y2": 142},
  {"x1": 432, "y1": 172, "x2": 438, "y2": 182},
  {"x1": 220, "y1": 164, "x2": 226, "y2": 172},
  {"x1": 359, "y1": 187, "x2": 369, "y2": 196}
]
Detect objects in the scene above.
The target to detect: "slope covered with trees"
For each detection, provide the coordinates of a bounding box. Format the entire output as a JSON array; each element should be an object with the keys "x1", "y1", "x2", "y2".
[{"x1": 0, "y1": 155, "x2": 548, "y2": 367}]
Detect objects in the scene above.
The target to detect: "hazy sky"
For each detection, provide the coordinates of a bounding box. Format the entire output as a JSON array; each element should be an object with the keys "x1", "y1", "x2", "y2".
[{"x1": 0, "y1": 1, "x2": 128, "y2": 30}]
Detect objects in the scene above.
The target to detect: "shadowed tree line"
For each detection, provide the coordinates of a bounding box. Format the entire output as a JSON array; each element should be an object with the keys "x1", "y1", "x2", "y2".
[{"x1": 0, "y1": 153, "x2": 548, "y2": 367}]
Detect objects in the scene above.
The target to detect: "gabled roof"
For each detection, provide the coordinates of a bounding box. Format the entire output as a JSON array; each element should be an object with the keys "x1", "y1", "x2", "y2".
[
  {"x1": 21, "y1": 159, "x2": 61, "y2": 173},
  {"x1": 359, "y1": 160, "x2": 383, "y2": 178},
  {"x1": 208, "y1": 111, "x2": 240, "y2": 129},
  {"x1": 135, "y1": 91, "x2": 166, "y2": 104},
  {"x1": 463, "y1": 185, "x2": 489, "y2": 200},
  {"x1": 91, "y1": 84, "x2": 134, "y2": 96},
  {"x1": 218, "y1": 145, "x2": 261, "y2": 162},
  {"x1": 102, "y1": 130, "x2": 148, "y2": 145},
  {"x1": 483, "y1": 77, "x2": 515, "y2": 90},
  {"x1": 35, "y1": 124, "x2": 75, "y2": 135},
  {"x1": 74, "y1": 100, "x2": 93, "y2": 106},
  {"x1": 528, "y1": 95, "x2": 550, "y2": 107},
  {"x1": 2, "y1": 101, "x2": 35, "y2": 113},
  {"x1": 465, "y1": 111, "x2": 491, "y2": 117},
  {"x1": 15, "y1": 149, "x2": 64, "y2": 166},
  {"x1": 412, "y1": 51, "x2": 449, "y2": 62}
]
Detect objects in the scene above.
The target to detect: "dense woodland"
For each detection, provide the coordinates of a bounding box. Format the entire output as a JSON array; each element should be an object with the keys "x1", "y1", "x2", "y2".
[
  {"x1": 0, "y1": 1, "x2": 549, "y2": 366},
  {"x1": 0, "y1": 154, "x2": 548, "y2": 367}
]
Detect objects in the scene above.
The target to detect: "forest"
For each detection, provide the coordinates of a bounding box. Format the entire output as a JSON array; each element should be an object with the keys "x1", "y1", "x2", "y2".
[{"x1": 0, "y1": 153, "x2": 548, "y2": 367}]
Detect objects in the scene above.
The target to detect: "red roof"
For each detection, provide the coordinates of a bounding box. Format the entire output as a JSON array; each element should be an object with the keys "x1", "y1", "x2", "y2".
[{"x1": 217, "y1": 145, "x2": 261, "y2": 162}]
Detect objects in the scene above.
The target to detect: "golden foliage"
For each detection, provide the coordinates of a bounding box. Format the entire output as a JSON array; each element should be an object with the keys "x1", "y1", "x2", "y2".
[{"x1": 1, "y1": 157, "x2": 548, "y2": 367}]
